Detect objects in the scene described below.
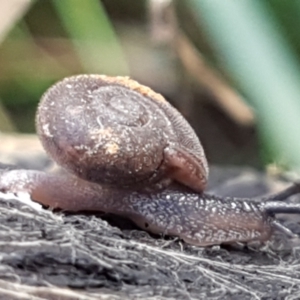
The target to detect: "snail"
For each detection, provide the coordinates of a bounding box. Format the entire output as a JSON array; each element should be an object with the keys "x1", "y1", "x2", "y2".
[{"x1": 1, "y1": 74, "x2": 300, "y2": 247}]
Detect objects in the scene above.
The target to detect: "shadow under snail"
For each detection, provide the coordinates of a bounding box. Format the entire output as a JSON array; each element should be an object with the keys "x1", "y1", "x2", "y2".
[{"x1": 1, "y1": 74, "x2": 300, "y2": 247}]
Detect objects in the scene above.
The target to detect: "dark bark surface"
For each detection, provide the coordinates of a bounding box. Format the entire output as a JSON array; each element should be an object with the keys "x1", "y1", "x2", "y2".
[{"x1": 0, "y1": 142, "x2": 300, "y2": 299}]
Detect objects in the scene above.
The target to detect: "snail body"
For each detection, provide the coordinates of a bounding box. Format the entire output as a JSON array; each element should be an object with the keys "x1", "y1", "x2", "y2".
[{"x1": 1, "y1": 75, "x2": 300, "y2": 247}]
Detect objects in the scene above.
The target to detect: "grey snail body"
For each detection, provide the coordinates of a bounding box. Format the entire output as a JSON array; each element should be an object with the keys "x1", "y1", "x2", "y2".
[{"x1": 1, "y1": 75, "x2": 300, "y2": 246}]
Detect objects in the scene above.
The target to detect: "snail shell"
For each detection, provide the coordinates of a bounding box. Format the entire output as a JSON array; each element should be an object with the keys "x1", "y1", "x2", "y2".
[{"x1": 36, "y1": 75, "x2": 208, "y2": 191}]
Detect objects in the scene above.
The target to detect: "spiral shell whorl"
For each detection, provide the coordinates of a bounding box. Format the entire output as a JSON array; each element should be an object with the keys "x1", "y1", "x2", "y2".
[
  {"x1": 36, "y1": 75, "x2": 174, "y2": 187},
  {"x1": 36, "y1": 74, "x2": 208, "y2": 190}
]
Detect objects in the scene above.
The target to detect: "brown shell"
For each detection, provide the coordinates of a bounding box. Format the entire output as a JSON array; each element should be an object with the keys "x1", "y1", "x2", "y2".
[{"x1": 36, "y1": 75, "x2": 208, "y2": 190}]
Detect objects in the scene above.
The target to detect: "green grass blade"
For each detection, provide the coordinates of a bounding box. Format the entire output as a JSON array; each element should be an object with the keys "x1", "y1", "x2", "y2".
[
  {"x1": 189, "y1": 0, "x2": 300, "y2": 169},
  {"x1": 53, "y1": 0, "x2": 129, "y2": 75}
]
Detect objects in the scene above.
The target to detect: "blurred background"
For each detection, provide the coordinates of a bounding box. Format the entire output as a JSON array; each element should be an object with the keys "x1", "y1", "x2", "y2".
[{"x1": 1, "y1": 0, "x2": 300, "y2": 173}]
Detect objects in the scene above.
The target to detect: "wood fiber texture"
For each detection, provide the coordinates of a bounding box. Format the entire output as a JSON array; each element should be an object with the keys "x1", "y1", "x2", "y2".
[{"x1": 0, "y1": 140, "x2": 300, "y2": 299}]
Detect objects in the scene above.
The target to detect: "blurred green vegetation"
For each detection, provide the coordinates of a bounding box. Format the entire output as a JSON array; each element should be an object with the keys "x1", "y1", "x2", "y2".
[
  {"x1": 2, "y1": 0, "x2": 300, "y2": 172},
  {"x1": 0, "y1": 0, "x2": 130, "y2": 132},
  {"x1": 188, "y1": 0, "x2": 300, "y2": 171}
]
